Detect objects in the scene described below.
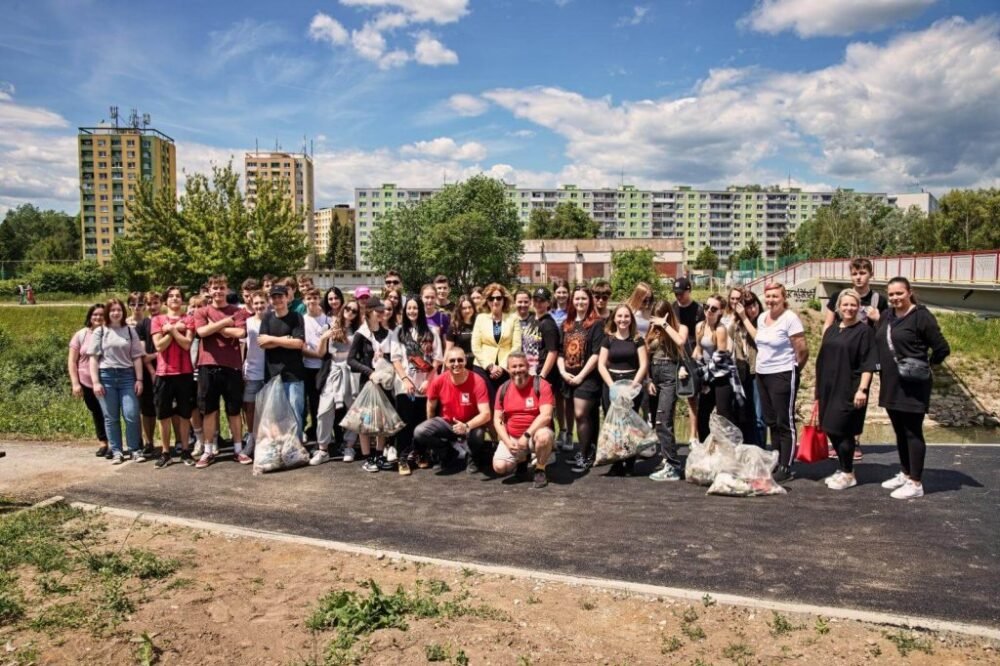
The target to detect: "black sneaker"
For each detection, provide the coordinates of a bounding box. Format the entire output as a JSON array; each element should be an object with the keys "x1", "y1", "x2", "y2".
[
  {"x1": 376, "y1": 455, "x2": 396, "y2": 471},
  {"x1": 154, "y1": 452, "x2": 171, "y2": 469},
  {"x1": 95, "y1": 444, "x2": 109, "y2": 457},
  {"x1": 143, "y1": 443, "x2": 156, "y2": 458},
  {"x1": 104, "y1": 448, "x2": 114, "y2": 460},
  {"x1": 773, "y1": 465, "x2": 795, "y2": 483},
  {"x1": 532, "y1": 468, "x2": 548, "y2": 489},
  {"x1": 515, "y1": 460, "x2": 530, "y2": 480},
  {"x1": 361, "y1": 455, "x2": 380, "y2": 473},
  {"x1": 570, "y1": 451, "x2": 588, "y2": 473},
  {"x1": 180, "y1": 450, "x2": 196, "y2": 466}
]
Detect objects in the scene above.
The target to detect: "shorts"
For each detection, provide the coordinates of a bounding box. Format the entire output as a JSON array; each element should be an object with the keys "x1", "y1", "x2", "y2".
[
  {"x1": 243, "y1": 378, "x2": 265, "y2": 403},
  {"x1": 140, "y1": 367, "x2": 156, "y2": 418},
  {"x1": 154, "y1": 374, "x2": 195, "y2": 420},
  {"x1": 493, "y1": 427, "x2": 554, "y2": 466},
  {"x1": 197, "y1": 365, "x2": 244, "y2": 417},
  {"x1": 539, "y1": 369, "x2": 562, "y2": 393},
  {"x1": 561, "y1": 372, "x2": 602, "y2": 401}
]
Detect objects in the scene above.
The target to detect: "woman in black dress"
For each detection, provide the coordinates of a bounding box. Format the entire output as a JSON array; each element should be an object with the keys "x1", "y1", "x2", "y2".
[
  {"x1": 876, "y1": 277, "x2": 950, "y2": 500},
  {"x1": 557, "y1": 285, "x2": 605, "y2": 474},
  {"x1": 445, "y1": 295, "x2": 477, "y2": 368},
  {"x1": 814, "y1": 289, "x2": 876, "y2": 490}
]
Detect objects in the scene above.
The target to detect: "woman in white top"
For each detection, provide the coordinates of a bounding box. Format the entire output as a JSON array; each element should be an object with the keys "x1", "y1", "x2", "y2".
[
  {"x1": 88, "y1": 297, "x2": 145, "y2": 464},
  {"x1": 693, "y1": 294, "x2": 737, "y2": 442},
  {"x1": 624, "y1": 282, "x2": 655, "y2": 337},
  {"x1": 241, "y1": 291, "x2": 268, "y2": 457},
  {"x1": 68, "y1": 303, "x2": 109, "y2": 457},
  {"x1": 391, "y1": 295, "x2": 442, "y2": 475},
  {"x1": 754, "y1": 282, "x2": 809, "y2": 482}
]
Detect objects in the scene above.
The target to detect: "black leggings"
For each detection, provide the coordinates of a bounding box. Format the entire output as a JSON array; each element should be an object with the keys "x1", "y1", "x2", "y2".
[
  {"x1": 830, "y1": 434, "x2": 856, "y2": 473},
  {"x1": 575, "y1": 397, "x2": 599, "y2": 459},
  {"x1": 394, "y1": 395, "x2": 427, "y2": 460},
  {"x1": 756, "y1": 369, "x2": 799, "y2": 467},
  {"x1": 82, "y1": 385, "x2": 108, "y2": 444},
  {"x1": 887, "y1": 409, "x2": 926, "y2": 482},
  {"x1": 303, "y1": 368, "x2": 321, "y2": 442},
  {"x1": 696, "y1": 377, "x2": 736, "y2": 442}
]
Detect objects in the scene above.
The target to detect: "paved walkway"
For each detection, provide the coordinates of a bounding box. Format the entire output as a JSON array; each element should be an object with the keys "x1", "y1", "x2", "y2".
[{"x1": 5, "y1": 441, "x2": 998, "y2": 628}]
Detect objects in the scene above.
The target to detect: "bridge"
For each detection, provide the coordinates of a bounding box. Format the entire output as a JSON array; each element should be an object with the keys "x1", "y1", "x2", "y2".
[{"x1": 744, "y1": 250, "x2": 1000, "y2": 314}]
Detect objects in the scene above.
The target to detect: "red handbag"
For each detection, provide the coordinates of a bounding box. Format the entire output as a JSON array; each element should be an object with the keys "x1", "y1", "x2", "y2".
[{"x1": 796, "y1": 401, "x2": 828, "y2": 464}]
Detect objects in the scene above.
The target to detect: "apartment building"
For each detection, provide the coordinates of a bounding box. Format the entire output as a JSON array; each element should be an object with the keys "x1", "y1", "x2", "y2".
[
  {"x1": 244, "y1": 151, "x2": 315, "y2": 256},
  {"x1": 313, "y1": 204, "x2": 354, "y2": 258},
  {"x1": 78, "y1": 124, "x2": 176, "y2": 263},
  {"x1": 353, "y1": 183, "x2": 888, "y2": 268},
  {"x1": 888, "y1": 191, "x2": 939, "y2": 215}
]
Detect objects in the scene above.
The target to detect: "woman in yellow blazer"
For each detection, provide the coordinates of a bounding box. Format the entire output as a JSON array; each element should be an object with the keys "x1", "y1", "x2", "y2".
[{"x1": 471, "y1": 283, "x2": 522, "y2": 402}]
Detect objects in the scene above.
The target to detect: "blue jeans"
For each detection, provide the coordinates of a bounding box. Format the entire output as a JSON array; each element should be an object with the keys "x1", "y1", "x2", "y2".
[
  {"x1": 98, "y1": 367, "x2": 141, "y2": 456},
  {"x1": 282, "y1": 381, "x2": 305, "y2": 442}
]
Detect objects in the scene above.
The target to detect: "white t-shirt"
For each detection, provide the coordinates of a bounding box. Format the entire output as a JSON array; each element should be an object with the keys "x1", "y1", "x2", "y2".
[
  {"x1": 303, "y1": 312, "x2": 330, "y2": 370},
  {"x1": 243, "y1": 317, "x2": 265, "y2": 381},
  {"x1": 754, "y1": 309, "x2": 804, "y2": 375},
  {"x1": 390, "y1": 326, "x2": 443, "y2": 396}
]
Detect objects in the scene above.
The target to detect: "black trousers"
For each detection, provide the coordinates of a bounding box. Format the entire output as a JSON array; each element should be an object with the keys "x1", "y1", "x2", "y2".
[
  {"x1": 303, "y1": 368, "x2": 321, "y2": 442},
  {"x1": 394, "y1": 395, "x2": 427, "y2": 459},
  {"x1": 413, "y1": 417, "x2": 488, "y2": 465},
  {"x1": 82, "y1": 384, "x2": 108, "y2": 444},
  {"x1": 830, "y1": 434, "x2": 856, "y2": 473},
  {"x1": 756, "y1": 369, "x2": 800, "y2": 467},
  {"x1": 696, "y1": 376, "x2": 736, "y2": 443},
  {"x1": 887, "y1": 409, "x2": 926, "y2": 482}
]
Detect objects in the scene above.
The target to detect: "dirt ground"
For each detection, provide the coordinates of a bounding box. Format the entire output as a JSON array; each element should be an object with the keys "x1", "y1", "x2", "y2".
[{"x1": 0, "y1": 508, "x2": 996, "y2": 666}]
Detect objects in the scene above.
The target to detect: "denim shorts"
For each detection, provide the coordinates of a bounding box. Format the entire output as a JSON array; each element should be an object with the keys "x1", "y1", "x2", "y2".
[{"x1": 243, "y1": 378, "x2": 265, "y2": 403}]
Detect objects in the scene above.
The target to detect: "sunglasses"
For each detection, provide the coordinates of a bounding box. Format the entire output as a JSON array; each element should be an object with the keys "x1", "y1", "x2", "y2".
[
  {"x1": 385, "y1": 279, "x2": 400, "y2": 285},
  {"x1": 446, "y1": 358, "x2": 466, "y2": 364},
  {"x1": 593, "y1": 293, "x2": 611, "y2": 299},
  {"x1": 344, "y1": 307, "x2": 358, "y2": 314},
  {"x1": 706, "y1": 305, "x2": 720, "y2": 312},
  {"x1": 488, "y1": 296, "x2": 504, "y2": 302}
]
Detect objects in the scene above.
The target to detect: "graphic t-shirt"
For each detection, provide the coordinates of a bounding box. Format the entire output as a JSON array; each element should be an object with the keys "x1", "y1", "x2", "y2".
[
  {"x1": 495, "y1": 377, "x2": 555, "y2": 439},
  {"x1": 518, "y1": 315, "x2": 542, "y2": 375},
  {"x1": 391, "y1": 326, "x2": 442, "y2": 396},
  {"x1": 535, "y1": 313, "x2": 562, "y2": 379},
  {"x1": 303, "y1": 312, "x2": 330, "y2": 370},
  {"x1": 150, "y1": 314, "x2": 195, "y2": 375},
  {"x1": 427, "y1": 371, "x2": 489, "y2": 424},
  {"x1": 561, "y1": 319, "x2": 604, "y2": 372},
  {"x1": 193, "y1": 304, "x2": 247, "y2": 369},
  {"x1": 427, "y1": 310, "x2": 450, "y2": 338}
]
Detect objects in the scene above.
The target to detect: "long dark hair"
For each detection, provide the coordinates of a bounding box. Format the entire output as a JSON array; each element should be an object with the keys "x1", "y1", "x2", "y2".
[
  {"x1": 83, "y1": 303, "x2": 105, "y2": 329},
  {"x1": 400, "y1": 294, "x2": 430, "y2": 339},
  {"x1": 323, "y1": 287, "x2": 344, "y2": 317},
  {"x1": 451, "y1": 295, "x2": 475, "y2": 331},
  {"x1": 888, "y1": 276, "x2": 918, "y2": 305},
  {"x1": 646, "y1": 300, "x2": 683, "y2": 360},
  {"x1": 563, "y1": 285, "x2": 600, "y2": 332}
]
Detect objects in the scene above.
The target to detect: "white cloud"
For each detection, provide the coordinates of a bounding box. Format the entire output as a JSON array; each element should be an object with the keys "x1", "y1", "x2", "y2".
[
  {"x1": 308, "y1": 13, "x2": 349, "y2": 45},
  {"x1": 401, "y1": 137, "x2": 486, "y2": 161},
  {"x1": 0, "y1": 82, "x2": 13, "y2": 102},
  {"x1": 339, "y1": 0, "x2": 469, "y2": 24},
  {"x1": 616, "y1": 5, "x2": 651, "y2": 28},
  {"x1": 208, "y1": 19, "x2": 288, "y2": 66},
  {"x1": 413, "y1": 32, "x2": 459, "y2": 65},
  {"x1": 0, "y1": 99, "x2": 69, "y2": 130},
  {"x1": 447, "y1": 94, "x2": 489, "y2": 116},
  {"x1": 741, "y1": 0, "x2": 937, "y2": 38}
]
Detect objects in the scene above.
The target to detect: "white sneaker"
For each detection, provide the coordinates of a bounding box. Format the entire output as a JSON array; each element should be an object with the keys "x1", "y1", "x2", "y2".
[
  {"x1": 192, "y1": 441, "x2": 204, "y2": 458},
  {"x1": 342, "y1": 447, "x2": 356, "y2": 463},
  {"x1": 881, "y1": 472, "x2": 908, "y2": 490},
  {"x1": 828, "y1": 474, "x2": 857, "y2": 490},
  {"x1": 824, "y1": 471, "x2": 844, "y2": 487},
  {"x1": 890, "y1": 480, "x2": 924, "y2": 499},
  {"x1": 309, "y1": 449, "x2": 330, "y2": 466},
  {"x1": 384, "y1": 445, "x2": 398, "y2": 462},
  {"x1": 111, "y1": 452, "x2": 125, "y2": 465}
]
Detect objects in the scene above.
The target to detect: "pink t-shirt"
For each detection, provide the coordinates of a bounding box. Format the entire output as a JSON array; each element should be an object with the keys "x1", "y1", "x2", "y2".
[
  {"x1": 193, "y1": 304, "x2": 247, "y2": 369},
  {"x1": 151, "y1": 313, "x2": 196, "y2": 376},
  {"x1": 69, "y1": 328, "x2": 95, "y2": 388}
]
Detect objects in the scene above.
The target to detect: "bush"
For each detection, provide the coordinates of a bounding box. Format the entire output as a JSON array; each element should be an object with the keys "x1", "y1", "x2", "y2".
[{"x1": 25, "y1": 263, "x2": 112, "y2": 294}]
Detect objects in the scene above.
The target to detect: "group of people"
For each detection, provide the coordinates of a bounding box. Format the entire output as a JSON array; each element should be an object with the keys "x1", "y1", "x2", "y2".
[
  {"x1": 67, "y1": 258, "x2": 950, "y2": 497},
  {"x1": 15, "y1": 283, "x2": 35, "y2": 305}
]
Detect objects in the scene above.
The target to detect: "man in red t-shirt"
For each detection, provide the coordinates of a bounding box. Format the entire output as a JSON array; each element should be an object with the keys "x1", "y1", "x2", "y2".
[
  {"x1": 415, "y1": 346, "x2": 491, "y2": 473},
  {"x1": 150, "y1": 286, "x2": 195, "y2": 468},
  {"x1": 193, "y1": 274, "x2": 248, "y2": 468},
  {"x1": 493, "y1": 351, "x2": 555, "y2": 488}
]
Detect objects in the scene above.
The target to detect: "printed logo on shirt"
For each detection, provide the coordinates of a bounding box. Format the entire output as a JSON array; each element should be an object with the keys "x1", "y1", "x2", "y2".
[
  {"x1": 460, "y1": 392, "x2": 471, "y2": 405},
  {"x1": 525, "y1": 397, "x2": 535, "y2": 409}
]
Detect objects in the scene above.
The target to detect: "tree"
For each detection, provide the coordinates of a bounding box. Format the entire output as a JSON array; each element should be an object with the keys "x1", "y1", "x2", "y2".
[
  {"x1": 526, "y1": 202, "x2": 600, "y2": 239},
  {"x1": 794, "y1": 190, "x2": 898, "y2": 259},
  {"x1": 365, "y1": 176, "x2": 522, "y2": 293},
  {"x1": 738, "y1": 239, "x2": 764, "y2": 264},
  {"x1": 692, "y1": 245, "x2": 718, "y2": 270},
  {"x1": 0, "y1": 205, "x2": 80, "y2": 271},
  {"x1": 610, "y1": 248, "x2": 668, "y2": 300},
  {"x1": 112, "y1": 162, "x2": 309, "y2": 290},
  {"x1": 775, "y1": 234, "x2": 796, "y2": 259},
  {"x1": 324, "y1": 216, "x2": 356, "y2": 270},
  {"x1": 935, "y1": 189, "x2": 1000, "y2": 251}
]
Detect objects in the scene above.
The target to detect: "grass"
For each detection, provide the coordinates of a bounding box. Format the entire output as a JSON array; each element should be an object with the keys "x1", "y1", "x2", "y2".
[
  {"x1": 884, "y1": 629, "x2": 934, "y2": 656},
  {"x1": 722, "y1": 641, "x2": 754, "y2": 665},
  {"x1": 767, "y1": 611, "x2": 803, "y2": 636},
  {"x1": 937, "y1": 312, "x2": 1000, "y2": 361}
]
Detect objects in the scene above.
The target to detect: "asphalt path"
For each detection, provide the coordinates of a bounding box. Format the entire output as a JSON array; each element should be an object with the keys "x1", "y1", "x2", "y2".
[{"x1": 62, "y1": 442, "x2": 999, "y2": 628}]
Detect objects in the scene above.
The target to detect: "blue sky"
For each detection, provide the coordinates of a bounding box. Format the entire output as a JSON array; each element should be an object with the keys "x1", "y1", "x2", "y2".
[{"x1": 1, "y1": 0, "x2": 998, "y2": 214}]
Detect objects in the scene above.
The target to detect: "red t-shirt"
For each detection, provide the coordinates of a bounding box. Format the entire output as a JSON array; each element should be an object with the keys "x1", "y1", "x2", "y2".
[
  {"x1": 427, "y1": 371, "x2": 489, "y2": 424},
  {"x1": 494, "y1": 377, "x2": 554, "y2": 439},
  {"x1": 151, "y1": 313, "x2": 195, "y2": 376},
  {"x1": 193, "y1": 304, "x2": 247, "y2": 369}
]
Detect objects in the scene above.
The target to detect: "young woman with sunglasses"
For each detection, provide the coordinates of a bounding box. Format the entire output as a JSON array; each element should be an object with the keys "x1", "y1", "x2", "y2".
[
  {"x1": 625, "y1": 282, "x2": 655, "y2": 337},
  {"x1": 322, "y1": 300, "x2": 362, "y2": 463},
  {"x1": 69, "y1": 303, "x2": 110, "y2": 457},
  {"x1": 729, "y1": 288, "x2": 766, "y2": 446},
  {"x1": 693, "y1": 294, "x2": 737, "y2": 442},
  {"x1": 646, "y1": 300, "x2": 690, "y2": 481},
  {"x1": 348, "y1": 298, "x2": 394, "y2": 472},
  {"x1": 558, "y1": 285, "x2": 605, "y2": 473}
]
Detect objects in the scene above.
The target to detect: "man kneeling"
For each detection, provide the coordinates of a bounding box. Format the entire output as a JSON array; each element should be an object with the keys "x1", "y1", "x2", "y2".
[{"x1": 493, "y1": 351, "x2": 554, "y2": 488}]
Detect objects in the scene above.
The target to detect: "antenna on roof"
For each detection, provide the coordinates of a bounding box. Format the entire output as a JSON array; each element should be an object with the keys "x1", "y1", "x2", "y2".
[
  {"x1": 128, "y1": 108, "x2": 139, "y2": 128},
  {"x1": 109, "y1": 106, "x2": 119, "y2": 128},
  {"x1": 255, "y1": 138, "x2": 259, "y2": 155},
  {"x1": 141, "y1": 113, "x2": 150, "y2": 130},
  {"x1": 310, "y1": 139, "x2": 313, "y2": 157},
  {"x1": 620, "y1": 165, "x2": 625, "y2": 187}
]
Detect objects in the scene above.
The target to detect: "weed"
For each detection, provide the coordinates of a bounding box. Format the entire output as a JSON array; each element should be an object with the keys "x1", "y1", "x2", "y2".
[
  {"x1": 526, "y1": 595, "x2": 540, "y2": 605},
  {"x1": 306, "y1": 582, "x2": 412, "y2": 635},
  {"x1": 125, "y1": 549, "x2": 178, "y2": 580},
  {"x1": 425, "y1": 643, "x2": 448, "y2": 662},
  {"x1": 13, "y1": 644, "x2": 39, "y2": 666},
  {"x1": 768, "y1": 611, "x2": 801, "y2": 636},
  {"x1": 691, "y1": 659, "x2": 710, "y2": 666},
  {"x1": 661, "y1": 636, "x2": 683, "y2": 654},
  {"x1": 869, "y1": 645, "x2": 882, "y2": 657},
  {"x1": 423, "y1": 579, "x2": 450, "y2": 595},
  {"x1": 815, "y1": 616, "x2": 830, "y2": 635},
  {"x1": 452, "y1": 649, "x2": 469, "y2": 666},
  {"x1": 28, "y1": 601, "x2": 89, "y2": 632},
  {"x1": 37, "y1": 574, "x2": 72, "y2": 596},
  {"x1": 682, "y1": 607, "x2": 699, "y2": 624},
  {"x1": 164, "y1": 577, "x2": 195, "y2": 591},
  {"x1": 681, "y1": 622, "x2": 706, "y2": 641},
  {"x1": 884, "y1": 630, "x2": 934, "y2": 656},
  {"x1": 722, "y1": 642, "x2": 754, "y2": 665},
  {"x1": 99, "y1": 575, "x2": 135, "y2": 622},
  {"x1": 581, "y1": 600, "x2": 597, "y2": 611},
  {"x1": 0, "y1": 588, "x2": 25, "y2": 626},
  {"x1": 701, "y1": 593, "x2": 716, "y2": 607},
  {"x1": 461, "y1": 567, "x2": 476, "y2": 578},
  {"x1": 134, "y1": 632, "x2": 160, "y2": 666},
  {"x1": 517, "y1": 656, "x2": 532, "y2": 666}
]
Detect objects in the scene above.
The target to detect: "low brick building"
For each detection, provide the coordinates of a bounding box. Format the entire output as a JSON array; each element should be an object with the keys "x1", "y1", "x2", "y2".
[{"x1": 519, "y1": 238, "x2": 685, "y2": 284}]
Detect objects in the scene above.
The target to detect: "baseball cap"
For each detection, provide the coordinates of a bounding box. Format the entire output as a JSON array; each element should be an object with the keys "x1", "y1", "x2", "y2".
[
  {"x1": 269, "y1": 285, "x2": 289, "y2": 297},
  {"x1": 354, "y1": 286, "x2": 371, "y2": 299},
  {"x1": 532, "y1": 287, "x2": 552, "y2": 301},
  {"x1": 672, "y1": 277, "x2": 692, "y2": 293},
  {"x1": 366, "y1": 296, "x2": 385, "y2": 311}
]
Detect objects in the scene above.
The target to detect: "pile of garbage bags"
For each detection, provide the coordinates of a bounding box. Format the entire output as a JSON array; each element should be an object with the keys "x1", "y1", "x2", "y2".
[
  {"x1": 595, "y1": 381, "x2": 657, "y2": 464},
  {"x1": 686, "y1": 413, "x2": 786, "y2": 496},
  {"x1": 340, "y1": 359, "x2": 405, "y2": 436},
  {"x1": 253, "y1": 377, "x2": 311, "y2": 475}
]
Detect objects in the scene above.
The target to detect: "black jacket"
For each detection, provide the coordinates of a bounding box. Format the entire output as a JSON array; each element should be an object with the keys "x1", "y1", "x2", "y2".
[
  {"x1": 348, "y1": 324, "x2": 390, "y2": 384},
  {"x1": 876, "y1": 305, "x2": 950, "y2": 413}
]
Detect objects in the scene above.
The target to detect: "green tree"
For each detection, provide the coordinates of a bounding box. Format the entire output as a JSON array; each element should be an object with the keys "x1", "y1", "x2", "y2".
[
  {"x1": 112, "y1": 162, "x2": 308, "y2": 290},
  {"x1": 332, "y1": 217, "x2": 356, "y2": 270},
  {"x1": 0, "y1": 205, "x2": 80, "y2": 271},
  {"x1": 738, "y1": 239, "x2": 764, "y2": 264},
  {"x1": 526, "y1": 202, "x2": 600, "y2": 239},
  {"x1": 693, "y1": 245, "x2": 719, "y2": 270},
  {"x1": 365, "y1": 175, "x2": 522, "y2": 293},
  {"x1": 610, "y1": 248, "x2": 667, "y2": 300},
  {"x1": 935, "y1": 189, "x2": 1000, "y2": 251},
  {"x1": 794, "y1": 190, "x2": 898, "y2": 259}
]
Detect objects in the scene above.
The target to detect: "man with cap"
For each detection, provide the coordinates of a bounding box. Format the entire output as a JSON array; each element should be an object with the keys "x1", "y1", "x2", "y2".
[
  {"x1": 672, "y1": 276, "x2": 704, "y2": 446},
  {"x1": 258, "y1": 284, "x2": 307, "y2": 442},
  {"x1": 531, "y1": 286, "x2": 565, "y2": 455}
]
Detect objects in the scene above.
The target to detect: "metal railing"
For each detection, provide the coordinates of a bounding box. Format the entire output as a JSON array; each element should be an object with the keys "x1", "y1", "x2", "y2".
[{"x1": 744, "y1": 250, "x2": 1000, "y2": 292}]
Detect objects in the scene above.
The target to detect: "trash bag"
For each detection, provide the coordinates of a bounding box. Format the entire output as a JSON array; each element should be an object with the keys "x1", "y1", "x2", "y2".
[
  {"x1": 595, "y1": 381, "x2": 658, "y2": 465},
  {"x1": 253, "y1": 377, "x2": 310, "y2": 475},
  {"x1": 340, "y1": 380, "x2": 405, "y2": 436},
  {"x1": 687, "y1": 413, "x2": 786, "y2": 496},
  {"x1": 369, "y1": 358, "x2": 396, "y2": 391}
]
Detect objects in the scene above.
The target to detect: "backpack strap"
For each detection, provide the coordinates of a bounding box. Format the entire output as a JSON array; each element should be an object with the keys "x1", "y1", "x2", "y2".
[
  {"x1": 533, "y1": 374, "x2": 541, "y2": 400},
  {"x1": 497, "y1": 379, "x2": 512, "y2": 413}
]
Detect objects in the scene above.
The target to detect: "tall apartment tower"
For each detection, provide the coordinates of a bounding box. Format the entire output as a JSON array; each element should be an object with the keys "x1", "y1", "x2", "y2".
[
  {"x1": 244, "y1": 151, "x2": 315, "y2": 262},
  {"x1": 313, "y1": 204, "x2": 355, "y2": 259},
  {"x1": 78, "y1": 111, "x2": 176, "y2": 263}
]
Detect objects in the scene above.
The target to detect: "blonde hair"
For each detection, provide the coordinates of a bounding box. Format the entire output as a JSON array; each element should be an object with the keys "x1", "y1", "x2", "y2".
[
  {"x1": 835, "y1": 288, "x2": 861, "y2": 312},
  {"x1": 764, "y1": 282, "x2": 788, "y2": 307},
  {"x1": 625, "y1": 282, "x2": 654, "y2": 314}
]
